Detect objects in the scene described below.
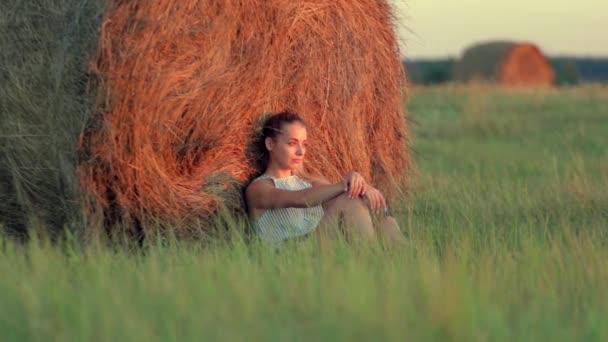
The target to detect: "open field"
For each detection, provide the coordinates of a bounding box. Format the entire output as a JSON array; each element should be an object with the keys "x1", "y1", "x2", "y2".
[{"x1": 1, "y1": 85, "x2": 608, "y2": 341}]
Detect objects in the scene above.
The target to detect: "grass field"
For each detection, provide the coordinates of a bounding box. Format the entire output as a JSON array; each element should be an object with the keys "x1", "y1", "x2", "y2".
[{"x1": 1, "y1": 85, "x2": 607, "y2": 341}]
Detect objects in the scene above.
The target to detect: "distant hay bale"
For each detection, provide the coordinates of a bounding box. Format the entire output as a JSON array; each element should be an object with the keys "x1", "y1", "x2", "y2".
[
  {"x1": 79, "y1": 0, "x2": 411, "y2": 235},
  {"x1": 454, "y1": 41, "x2": 554, "y2": 86}
]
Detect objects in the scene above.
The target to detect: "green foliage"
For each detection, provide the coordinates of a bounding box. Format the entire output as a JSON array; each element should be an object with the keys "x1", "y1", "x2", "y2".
[
  {"x1": 552, "y1": 57, "x2": 608, "y2": 84},
  {"x1": 1, "y1": 86, "x2": 608, "y2": 340},
  {"x1": 404, "y1": 59, "x2": 455, "y2": 85},
  {"x1": 407, "y1": 57, "x2": 608, "y2": 85},
  {"x1": 554, "y1": 61, "x2": 580, "y2": 86},
  {"x1": 0, "y1": 0, "x2": 104, "y2": 238}
]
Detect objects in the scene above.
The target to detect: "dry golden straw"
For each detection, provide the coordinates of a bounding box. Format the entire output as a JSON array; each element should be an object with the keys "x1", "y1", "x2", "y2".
[
  {"x1": 454, "y1": 41, "x2": 554, "y2": 86},
  {"x1": 79, "y1": 0, "x2": 411, "y2": 235}
]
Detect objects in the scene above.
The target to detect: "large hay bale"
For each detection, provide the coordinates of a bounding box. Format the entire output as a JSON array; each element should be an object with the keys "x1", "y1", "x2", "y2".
[
  {"x1": 79, "y1": 0, "x2": 411, "y2": 235},
  {"x1": 454, "y1": 41, "x2": 554, "y2": 86}
]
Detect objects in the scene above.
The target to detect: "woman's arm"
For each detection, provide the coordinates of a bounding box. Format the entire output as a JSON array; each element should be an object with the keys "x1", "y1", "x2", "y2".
[
  {"x1": 305, "y1": 171, "x2": 367, "y2": 199},
  {"x1": 308, "y1": 175, "x2": 331, "y2": 187},
  {"x1": 303, "y1": 172, "x2": 387, "y2": 212},
  {"x1": 246, "y1": 180, "x2": 345, "y2": 210}
]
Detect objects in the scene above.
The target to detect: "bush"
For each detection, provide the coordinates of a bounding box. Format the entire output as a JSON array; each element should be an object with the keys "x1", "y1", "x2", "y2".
[{"x1": 554, "y1": 61, "x2": 580, "y2": 86}]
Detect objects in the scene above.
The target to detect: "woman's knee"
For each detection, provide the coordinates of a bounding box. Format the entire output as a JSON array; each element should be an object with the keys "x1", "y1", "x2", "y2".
[{"x1": 331, "y1": 193, "x2": 367, "y2": 213}]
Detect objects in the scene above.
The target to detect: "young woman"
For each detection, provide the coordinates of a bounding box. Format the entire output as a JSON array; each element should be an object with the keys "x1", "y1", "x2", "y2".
[{"x1": 245, "y1": 112, "x2": 405, "y2": 245}]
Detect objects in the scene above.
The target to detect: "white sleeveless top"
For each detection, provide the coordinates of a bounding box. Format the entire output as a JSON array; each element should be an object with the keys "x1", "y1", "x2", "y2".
[{"x1": 251, "y1": 174, "x2": 325, "y2": 243}]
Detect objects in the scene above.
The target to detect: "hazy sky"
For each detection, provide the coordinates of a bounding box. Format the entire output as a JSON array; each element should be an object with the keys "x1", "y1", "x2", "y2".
[{"x1": 391, "y1": 0, "x2": 608, "y2": 59}]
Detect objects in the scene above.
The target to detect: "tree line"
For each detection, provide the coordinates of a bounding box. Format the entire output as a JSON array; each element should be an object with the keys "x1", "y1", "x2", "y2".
[{"x1": 404, "y1": 57, "x2": 608, "y2": 85}]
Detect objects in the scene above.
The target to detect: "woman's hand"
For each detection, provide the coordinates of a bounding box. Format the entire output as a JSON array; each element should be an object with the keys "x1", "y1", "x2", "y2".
[
  {"x1": 343, "y1": 171, "x2": 367, "y2": 199},
  {"x1": 362, "y1": 185, "x2": 387, "y2": 214}
]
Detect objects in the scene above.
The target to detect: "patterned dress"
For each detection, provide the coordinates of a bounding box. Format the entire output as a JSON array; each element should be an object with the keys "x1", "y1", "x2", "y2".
[{"x1": 251, "y1": 174, "x2": 325, "y2": 243}]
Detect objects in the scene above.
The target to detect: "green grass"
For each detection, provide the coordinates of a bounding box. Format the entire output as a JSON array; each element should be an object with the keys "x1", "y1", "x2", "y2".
[{"x1": 1, "y1": 85, "x2": 608, "y2": 341}]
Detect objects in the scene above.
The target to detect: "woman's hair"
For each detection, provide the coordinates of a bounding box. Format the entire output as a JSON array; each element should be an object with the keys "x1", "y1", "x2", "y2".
[{"x1": 261, "y1": 111, "x2": 306, "y2": 142}]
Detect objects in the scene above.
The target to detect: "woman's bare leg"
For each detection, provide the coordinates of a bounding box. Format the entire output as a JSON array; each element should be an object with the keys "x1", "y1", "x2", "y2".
[
  {"x1": 315, "y1": 193, "x2": 375, "y2": 242},
  {"x1": 314, "y1": 194, "x2": 407, "y2": 248},
  {"x1": 375, "y1": 216, "x2": 406, "y2": 246},
  {"x1": 314, "y1": 207, "x2": 341, "y2": 242}
]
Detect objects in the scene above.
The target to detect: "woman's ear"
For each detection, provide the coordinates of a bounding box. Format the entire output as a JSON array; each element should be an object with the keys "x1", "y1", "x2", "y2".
[{"x1": 264, "y1": 137, "x2": 274, "y2": 151}]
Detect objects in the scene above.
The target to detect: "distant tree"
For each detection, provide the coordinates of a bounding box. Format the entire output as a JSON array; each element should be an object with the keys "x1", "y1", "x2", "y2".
[
  {"x1": 421, "y1": 64, "x2": 452, "y2": 84},
  {"x1": 551, "y1": 57, "x2": 608, "y2": 83},
  {"x1": 404, "y1": 58, "x2": 455, "y2": 85},
  {"x1": 554, "y1": 61, "x2": 580, "y2": 86}
]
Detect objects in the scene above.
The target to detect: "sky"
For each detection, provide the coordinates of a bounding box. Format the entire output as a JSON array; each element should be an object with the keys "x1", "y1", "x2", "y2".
[{"x1": 391, "y1": 0, "x2": 608, "y2": 59}]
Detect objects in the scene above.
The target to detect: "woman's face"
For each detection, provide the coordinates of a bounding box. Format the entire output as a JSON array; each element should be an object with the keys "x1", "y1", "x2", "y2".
[{"x1": 266, "y1": 122, "x2": 307, "y2": 171}]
